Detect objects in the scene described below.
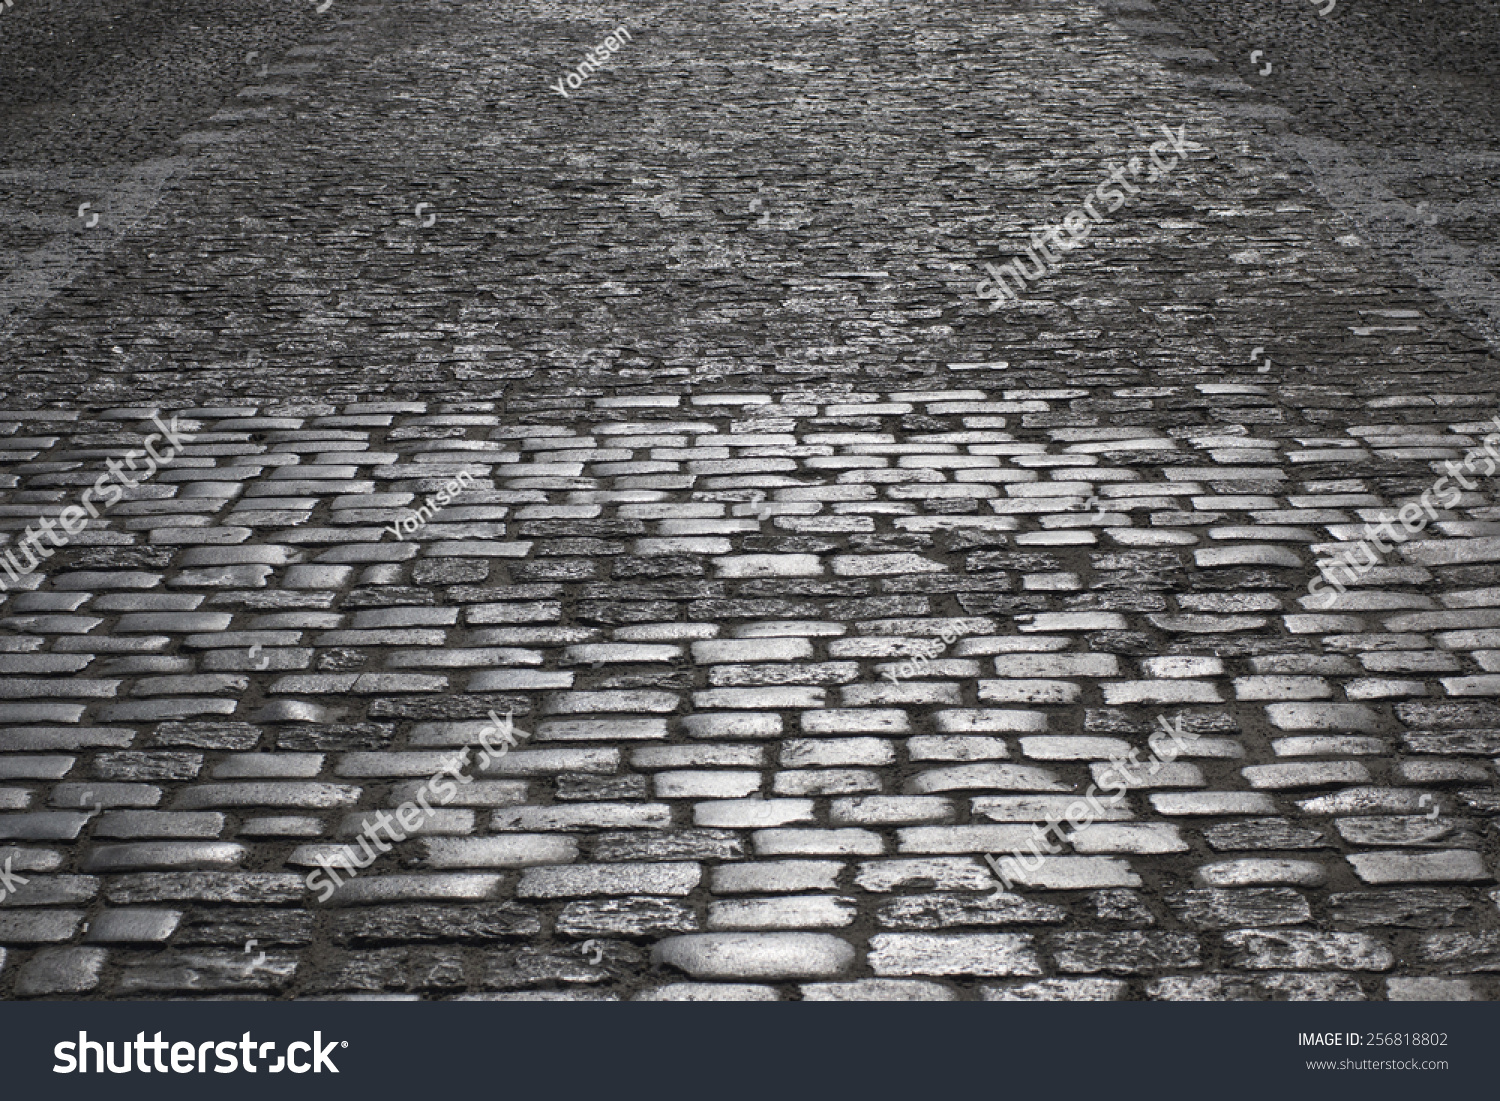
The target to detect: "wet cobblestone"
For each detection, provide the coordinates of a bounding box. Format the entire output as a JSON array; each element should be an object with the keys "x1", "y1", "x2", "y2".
[
  {"x1": 1, "y1": 0, "x2": 1498, "y2": 1000},
  {"x1": 0, "y1": 390, "x2": 1491, "y2": 998}
]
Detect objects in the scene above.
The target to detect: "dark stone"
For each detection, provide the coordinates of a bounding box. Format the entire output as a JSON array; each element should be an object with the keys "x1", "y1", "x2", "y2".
[
  {"x1": 848, "y1": 534, "x2": 934, "y2": 553},
  {"x1": 1092, "y1": 569, "x2": 1183, "y2": 590},
  {"x1": 689, "y1": 599, "x2": 822, "y2": 620},
  {"x1": 555, "y1": 773, "x2": 650, "y2": 801},
  {"x1": 1167, "y1": 888, "x2": 1311, "y2": 928},
  {"x1": 826, "y1": 597, "x2": 931, "y2": 618},
  {"x1": 1435, "y1": 564, "x2": 1500, "y2": 587},
  {"x1": 1051, "y1": 932, "x2": 1201, "y2": 974},
  {"x1": 413, "y1": 559, "x2": 491, "y2": 584},
  {"x1": 875, "y1": 892, "x2": 1068, "y2": 930},
  {"x1": 613, "y1": 555, "x2": 706, "y2": 578},
  {"x1": 880, "y1": 576, "x2": 1016, "y2": 594},
  {"x1": 175, "y1": 908, "x2": 318, "y2": 947},
  {"x1": 1203, "y1": 818, "x2": 1330, "y2": 852},
  {"x1": 741, "y1": 580, "x2": 869, "y2": 597},
  {"x1": 1456, "y1": 788, "x2": 1500, "y2": 813},
  {"x1": 534, "y1": 538, "x2": 626, "y2": 556},
  {"x1": 514, "y1": 560, "x2": 597, "y2": 581},
  {"x1": 946, "y1": 532, "x2": 1023, "y2": 553},
  {"x1": 1402, "y1": 730, "x2": 1500, "y2": 755},
  {"x1": 1335, "y1": 816, "x2": 1477, "y2": 848},
  {"x1": 580, "y1": 582, "x2": 722, "y2": 601},
  {"x1": 589, "y1": 671, "x2": 695, "y2": 691},
  {"x1": 1063, "y1": 592, "x2": 1169, "y2": 612},
  {"x1": 1396, "y1": 702, "x2": 1500, "y2": 729},
  {"x1": 592, "y1": 829, "x2": 748, "y2": 862},
  {"x1": 957, "y1": 594, "x2": 1054, "y2": 615},
  {"x1": 313, "y1": 947, "x2": 468, "y2": 992},
  {"x1": 316, "y1": 647, "x2": 368, "y2": 672},
  {"x1": 1090, "y1": 552, "x2": 1184, "y2": 571},
  {"x1": 1331, "y1": 889, "x2": 1470, "y2": 929},
  {"x1": 115, "y1": 951, "x2": 297, "y2": 994},
  {"x1": 368, "y1": 697, "x2": 531, "y2": 722},
  {"x1": 330, "y1": 904, "x2": 542, "y2": 945},
  {"x1": 147, "y1": 722, "x2": 262, "y2": 751},
  {"x1": 66, "y1": 547, "x2": 174, "y2": 569},
  {"x1": 446, "y1": 584, "x2": 563, "y2": 602},
  {"x1": 577, "y1": 601, "x2": 681, "y2": 625},
  {"x1": 93, "y1": 751, "x2": 203, "y2": 781},
  {"x1": 1085, "y1": 631, "x2": 1158, "y2": 654},
  {"x1": 555, "y1": 899, "x2": 700, "y2": 939},
  {"x1": 516, "y1": 520, "x2": 646, "y2": 538},
  {"x1": 1418, "y1": 932, "x2": 1500, "y2": 970},
  {"x1": 342, "y1": 587, "x2": 436, "y2": 608},
  {"x1": 1192, "y1": 569, "x2": 1292, "y2": 591},
  {"x1": 966, "y1": 551, "x2": 1065, "y2": 572},
  {"x1": 276, "y1": 722, "x2": 395, "y2": 751},
  {"x1": 741, "y1": 535, "x2": 840, "y2": 554},
  {"x1": 1169, "y1": 637, "x2": 1317, "y2": 656},
  {"x1": 104, "y1": 873, "x2": 305, "y2": 905},
  {"x1": 1090, "y1": 889, "x2": 1157, "y2": 926},
  {"x1": 924, "y1": 497, "x2": 980, "y2": 514},
  {"x1": 480, "y1": 944, "x2": 645, "y2": 988}
]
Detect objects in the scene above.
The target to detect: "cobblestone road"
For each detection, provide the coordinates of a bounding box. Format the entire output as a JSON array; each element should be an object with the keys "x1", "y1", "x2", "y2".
[{"x1": 1, "y1": 0, "x2": 1498, "y2": 1000}]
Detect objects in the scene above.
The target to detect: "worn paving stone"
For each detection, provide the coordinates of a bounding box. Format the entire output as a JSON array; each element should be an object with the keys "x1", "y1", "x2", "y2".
[
  {"x1": 1226, "y1": 931, "x2": 1397, "y2": 972},
  {"x1": 653, "y1": 933, "x2": 855, "y2": 981},
  {"x1": 14, "y1": 947, "x2": 108, "y2": 995},
  {"x1": 868, "y1": 933, "x2": 1043, "y2": 978},
  {"x1": 1050, "y1": 932, "x2": 1202, "y2": 975}
]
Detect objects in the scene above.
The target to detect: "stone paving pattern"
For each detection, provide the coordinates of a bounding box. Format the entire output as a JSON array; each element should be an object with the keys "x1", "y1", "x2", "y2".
[
  {"x1": 3, "y1": 389, "x2": 1500, "y2": 1000},
  {"x1": 1, "y1": 0, "x2": 1499, "y2": 1000}
]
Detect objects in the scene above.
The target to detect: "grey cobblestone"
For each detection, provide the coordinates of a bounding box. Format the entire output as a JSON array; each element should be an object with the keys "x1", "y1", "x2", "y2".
[{"x1": 0, "y1": 0, "x2": 1497, "y2": 1003}]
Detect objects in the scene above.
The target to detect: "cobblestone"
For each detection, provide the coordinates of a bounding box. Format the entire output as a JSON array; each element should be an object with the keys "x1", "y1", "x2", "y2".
[{"x1": 0, "y1": 0, "x2": 1497, "y2": 1003}]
